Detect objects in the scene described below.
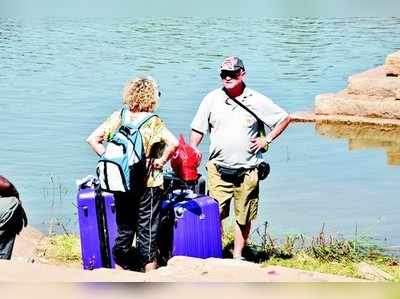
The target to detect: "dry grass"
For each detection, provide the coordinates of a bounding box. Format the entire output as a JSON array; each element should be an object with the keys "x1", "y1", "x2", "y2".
[
  {"x1": 35, "y1": 234, "x2": 82, "y2": 268},
  {"x1": 223, "y1": 222, "x2": 400, "y2": 281}
]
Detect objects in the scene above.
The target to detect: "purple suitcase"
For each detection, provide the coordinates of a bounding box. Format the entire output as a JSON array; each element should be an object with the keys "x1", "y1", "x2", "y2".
[
  {"x1": 77, "y1": 188, "x2": 117, "y2": 270},
  {"x1": 160, "y1": 194, "x2": 223, "y2": 259}
]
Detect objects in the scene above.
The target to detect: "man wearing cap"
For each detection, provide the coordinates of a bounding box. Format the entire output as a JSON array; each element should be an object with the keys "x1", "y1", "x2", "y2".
[
  {"x1": 190, "y1": 56, "x2": 291, "y2": 260},
  {"x1": 0, "y1": 176, "x2": 28, "y2": 259}
]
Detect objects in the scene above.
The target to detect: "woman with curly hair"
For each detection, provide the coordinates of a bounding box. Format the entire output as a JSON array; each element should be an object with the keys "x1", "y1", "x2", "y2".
[{"x1": 87, "y1": 76, "x2": 178, "y2": 272}]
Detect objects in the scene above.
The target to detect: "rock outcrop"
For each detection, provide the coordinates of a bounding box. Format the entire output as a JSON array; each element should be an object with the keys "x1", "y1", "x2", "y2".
[
  {"x1": 385, "y1": 51, "x2": 400, "y2": 76},
  {"x1": 315, "y1": 50, "x2": 400, "y2": 120}
]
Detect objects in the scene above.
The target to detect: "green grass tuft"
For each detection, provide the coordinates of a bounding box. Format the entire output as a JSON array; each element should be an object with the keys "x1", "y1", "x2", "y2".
[
  {"x1": 223, "y1": 222, "x2": 400, "y2": 281},
  {"x1": 38, "y1": 234, "x2": 81, "y2": 263}
]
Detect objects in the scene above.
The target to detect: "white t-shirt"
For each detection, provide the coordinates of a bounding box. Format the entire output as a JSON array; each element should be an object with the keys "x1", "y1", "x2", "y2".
[{"x1": 191, "y1": 87, "x2": 288, "y2": 168}]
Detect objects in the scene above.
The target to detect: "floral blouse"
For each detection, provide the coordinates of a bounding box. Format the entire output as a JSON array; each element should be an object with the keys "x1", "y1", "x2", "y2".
[{"x1": 102, "y1": 109, "x2": 169, "y2": 188}]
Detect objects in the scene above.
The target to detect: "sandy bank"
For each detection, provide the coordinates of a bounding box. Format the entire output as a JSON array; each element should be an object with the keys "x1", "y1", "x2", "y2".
[{"x1": 3, "y1": 225, "x2": 365, "y2": 282}]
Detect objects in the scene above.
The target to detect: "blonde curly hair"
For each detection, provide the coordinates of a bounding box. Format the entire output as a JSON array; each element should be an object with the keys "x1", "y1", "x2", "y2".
[{"x1": 122, "y1": 76, "x2": 160, "y2": 112}]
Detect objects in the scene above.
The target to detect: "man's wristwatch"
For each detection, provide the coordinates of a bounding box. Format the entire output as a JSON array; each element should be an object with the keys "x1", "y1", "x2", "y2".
[{"x1": 263, "y1": 137, "x2": 272, "y2": 151}]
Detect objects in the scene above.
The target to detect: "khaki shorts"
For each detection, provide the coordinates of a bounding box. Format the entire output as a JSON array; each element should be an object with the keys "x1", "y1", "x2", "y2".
[{"x1": 206, "y1": 161, "x2": 259, "y2": 225}]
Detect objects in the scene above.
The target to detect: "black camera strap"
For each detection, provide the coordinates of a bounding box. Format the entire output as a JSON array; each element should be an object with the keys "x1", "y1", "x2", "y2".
[{"x1": 222, "y1": 87, "x2": 272, "y2": 132}]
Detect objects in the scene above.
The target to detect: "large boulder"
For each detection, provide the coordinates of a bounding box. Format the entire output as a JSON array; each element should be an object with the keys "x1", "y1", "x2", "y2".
[
  {"x1": 347, "y1": 66, "x2": 400, "y2": 100},
  {"x1": 315, "y1": 50, "x2": 400, "y2": 120},
  {"x1": 385, "y1": 50, "x2": 400, "y2": 75},
  {"x1": 315, "y1": 93, "x2": 400, "y2": 119}
]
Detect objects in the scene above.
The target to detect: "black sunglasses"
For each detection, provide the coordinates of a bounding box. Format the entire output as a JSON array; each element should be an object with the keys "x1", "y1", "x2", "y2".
[{"x1": 220, "y1": 70, "x2": 241, "y2": 80}]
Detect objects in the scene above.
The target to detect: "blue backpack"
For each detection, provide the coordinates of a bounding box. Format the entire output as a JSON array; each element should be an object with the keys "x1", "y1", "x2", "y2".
[{"x1": 96, "y1": 107, "x2": 157, "y2": 192}]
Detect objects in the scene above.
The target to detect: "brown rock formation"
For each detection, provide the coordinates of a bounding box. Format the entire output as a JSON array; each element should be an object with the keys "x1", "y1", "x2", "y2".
[
  {"x1": 347, "y1": 66, "x2": 400, "y2": 99},
  {"x1": 315, "y1": 50, "x2": 400, "y2": 120},
  {"x1": 385, "y1": 51, "x2": 400, "y2": 76}
]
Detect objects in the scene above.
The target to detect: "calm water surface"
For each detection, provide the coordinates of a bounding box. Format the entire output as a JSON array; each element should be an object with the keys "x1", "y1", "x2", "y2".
[{"x1": 1, "y1": 18, "x2": 399, "y2": 248}]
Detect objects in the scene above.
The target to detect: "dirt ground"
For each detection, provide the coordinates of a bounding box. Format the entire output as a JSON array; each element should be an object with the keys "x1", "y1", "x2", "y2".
[{"x1": 3, "y1": 225, "x2": 364, "y2": 282}]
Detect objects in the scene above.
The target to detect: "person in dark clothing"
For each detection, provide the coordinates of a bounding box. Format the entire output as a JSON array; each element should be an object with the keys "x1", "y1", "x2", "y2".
[{"x1": 0, "y1": 176, "x2": 28, "y2": 259}]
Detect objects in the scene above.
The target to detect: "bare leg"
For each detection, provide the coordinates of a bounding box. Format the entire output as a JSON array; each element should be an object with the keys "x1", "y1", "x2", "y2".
[
  {"x1": 144, "y1": 260, "x2": 157, "y2": 272},
  {"x1": 233, "y1": 221, "x2": 251, "y2": 259}
]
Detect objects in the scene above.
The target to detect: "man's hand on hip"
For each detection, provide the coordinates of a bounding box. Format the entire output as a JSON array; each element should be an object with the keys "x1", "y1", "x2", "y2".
[{"x1": 249, "y1": 137, "x2": 270, "y2": 154}]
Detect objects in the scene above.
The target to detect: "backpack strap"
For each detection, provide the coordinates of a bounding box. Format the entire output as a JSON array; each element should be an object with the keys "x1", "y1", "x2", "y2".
[
  {"x1": 120, "y1": 107, "x2": 158, "y2": 128},
  {"x1": 120, "y1": 106, "x2": 130, "y2": 126},
  {"x1": 134, "y1": 113, "x2": 158, "y2": 129}
]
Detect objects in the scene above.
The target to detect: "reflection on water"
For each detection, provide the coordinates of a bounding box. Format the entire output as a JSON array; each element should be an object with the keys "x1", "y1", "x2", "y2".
[{"x1": 316, "y1": 122, "x2": 400, "y2": 166}]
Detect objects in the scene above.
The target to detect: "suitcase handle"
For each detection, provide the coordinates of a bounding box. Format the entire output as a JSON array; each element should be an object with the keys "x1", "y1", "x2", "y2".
[
  {"x1": 174, "y1": 206, "x2": 185, "y2": 219},
  {"x1": 110, "y1": 203, "x2": 116, "y2": 214},
  {"x1": 83, "y1": 206, "x2": 89, "y2": 217}
]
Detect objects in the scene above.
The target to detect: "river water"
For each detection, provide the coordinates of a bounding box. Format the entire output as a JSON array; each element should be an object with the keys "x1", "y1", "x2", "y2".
[{"x1": 1, "y1": 18, "x2": 399, "y2": 249}]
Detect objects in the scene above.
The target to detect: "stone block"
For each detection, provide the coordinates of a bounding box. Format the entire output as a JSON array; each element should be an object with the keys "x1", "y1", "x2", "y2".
[
  {"x1": 385, "y1": 50, "x2": 400, "y2": 75},
  {"x1": 315, "y1": 93, "x2": 400, "y2": 119},
  {"x1": 314, "y1": 50, "x2": 400, "y2": 121},
  {"x1": 347, "y1": 66, "x2": 400, "y2": 99}
]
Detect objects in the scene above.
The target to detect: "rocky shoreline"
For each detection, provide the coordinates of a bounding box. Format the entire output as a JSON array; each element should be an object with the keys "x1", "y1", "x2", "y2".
[
  {"x1": 290, "y1": 50, "x2": 400, "y2": 167},
  {"x1": 290, "y1": 50, "x2": 400, "y2": 128},
  {"x1": 3, "y1": 225, "x2": 364, "y2": 282}
]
